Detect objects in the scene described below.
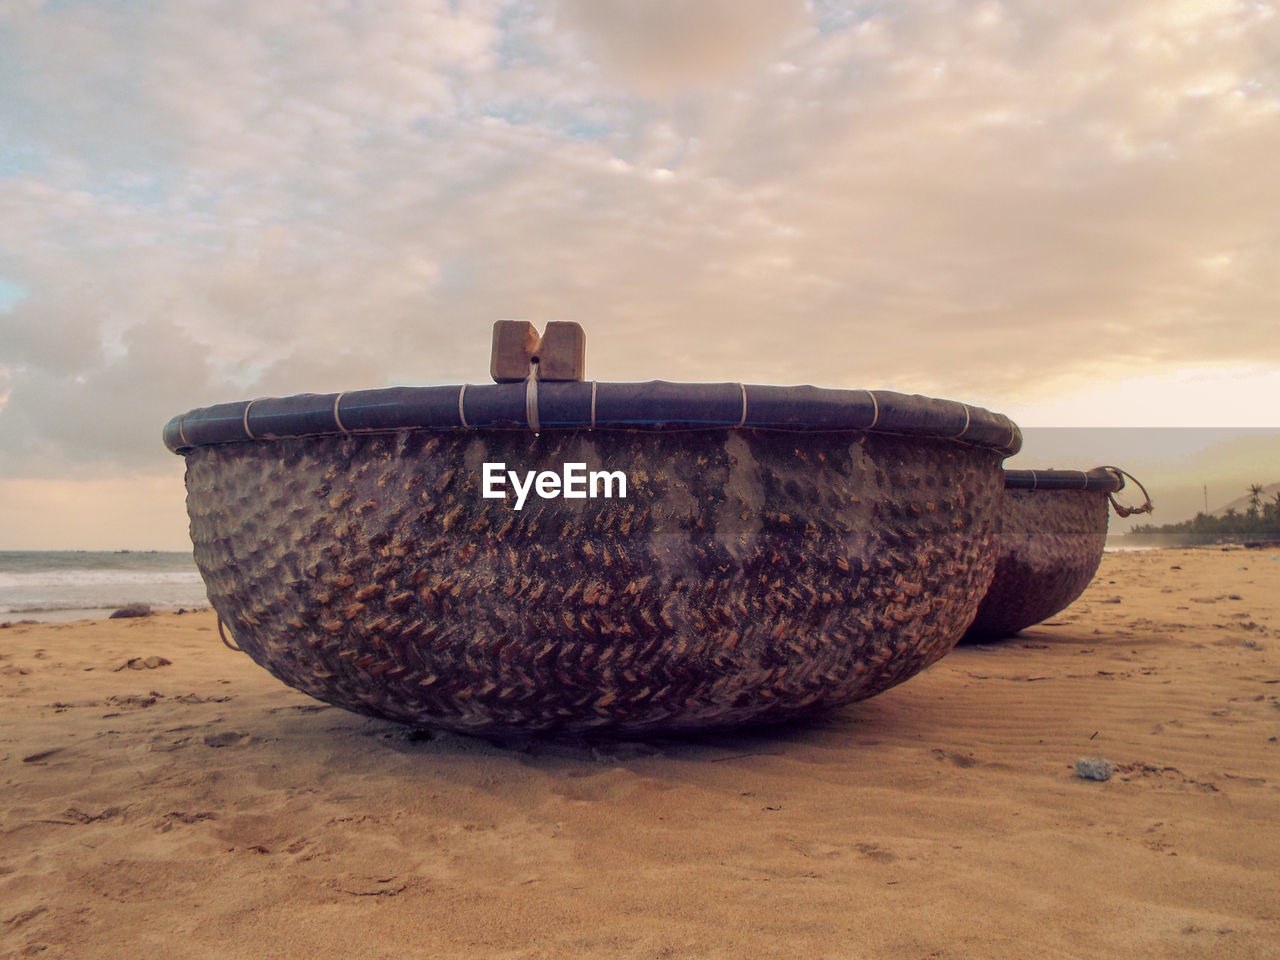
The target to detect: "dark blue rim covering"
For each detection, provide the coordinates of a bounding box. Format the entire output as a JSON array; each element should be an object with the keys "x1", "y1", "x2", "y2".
[
  {"x1": 1004, "y1": 467, "x2": 1123, "y2": 492},
  {"x1": 163, "y1": 381, "x2": 1022, "y2": 456}
]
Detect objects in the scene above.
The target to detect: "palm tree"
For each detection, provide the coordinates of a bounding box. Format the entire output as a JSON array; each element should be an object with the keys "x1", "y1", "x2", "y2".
[{"x1": 1247, "y1": 484, "x2": 1265, "y2": 518}]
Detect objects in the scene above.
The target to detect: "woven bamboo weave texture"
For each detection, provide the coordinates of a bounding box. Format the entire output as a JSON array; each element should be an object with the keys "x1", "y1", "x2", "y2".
[{"x1": 186, "y1": 429, "x2": 1002, "y2": 734}]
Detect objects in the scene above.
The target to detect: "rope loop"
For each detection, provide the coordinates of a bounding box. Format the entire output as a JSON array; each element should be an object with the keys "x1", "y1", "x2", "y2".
[
  {"x1": 1101, "y1": 465, "x2": 1154, "y2": 518},
  {"x1": 217, "y1": 614, "x2": 244, "y2": 653}
]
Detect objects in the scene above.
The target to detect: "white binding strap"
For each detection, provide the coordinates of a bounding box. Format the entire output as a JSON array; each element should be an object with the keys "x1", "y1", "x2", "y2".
[
  {"x1": 525, "y1": 361, "x2": 540, "y2": 435},
  {"x1": 866, "y1": 390, "x2": 880, "y2": 429},
  {"x1": 953, "y1": 404, "x2": 971, "y2": 439},
  {"x1": 242, "y1": 400, "x2": 257, "y2": 440},
  {"x1": 458, "y1": 384, "x2": 469, "y2": 428},
  {"x1": 177, "y1": 414, "x2": 189, "y2": 448},
  {"x1": 737, "y1": 382, "x2": 748, "y2": 427},
  {"x1": 1030, "y1": 470, "x2": 1039, "y2": 490},
  {"x1": 333, "y1": 393, "x2": 348, "y2": 433},
  {"x1": 590, "y1": 381, "x2": 597, "y2": 430}
]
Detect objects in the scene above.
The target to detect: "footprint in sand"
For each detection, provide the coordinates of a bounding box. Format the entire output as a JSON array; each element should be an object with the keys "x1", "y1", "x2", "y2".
[
  {"x1": 931, "y1": 748, "x2": 979, "y2": 768},
  {"x1": 326, "y1": 875, "x2": 410, "y2": 897},
  {"x1": 156, "y1": 811, "x2": 218, "y2": 832},
  {"x1": 550, "y1": 767, "x2": 644, "y2": 802},
  {"x1": 62, "y1": 805, "x2": 127, "y2": 824},
  {"x1": 112, "y1": 656, "x2": 172, "y2": 672},
  {"x1": 855, "y1": 842, "x2": 899, "y2": 863},
  {"x1": 22, "y1": 747, "x2": 65, "y2": 764},
  {"x1": 203, "y1": 731, "x2": 249, "y2": 748}
]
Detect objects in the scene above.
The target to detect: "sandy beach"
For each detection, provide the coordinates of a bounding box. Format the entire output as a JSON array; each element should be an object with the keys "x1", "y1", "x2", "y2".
[{"x1": 2, "y1": 546, "x2": 1277, "y2": 959}]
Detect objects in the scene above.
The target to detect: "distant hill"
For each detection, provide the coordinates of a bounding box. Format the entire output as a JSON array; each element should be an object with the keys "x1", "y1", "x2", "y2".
[{"x1": 1210, "y1": 481, "x2": 1280, "y2": 518}]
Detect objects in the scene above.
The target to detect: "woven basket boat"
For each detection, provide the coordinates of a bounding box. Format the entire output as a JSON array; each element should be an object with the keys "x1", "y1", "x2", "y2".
[
  {"x1": 961, "y1": 467, "x2": 1150, "y2": 642},
  {"x1": 164, "y1": 327, "x2": 1022, "y2": 735}
]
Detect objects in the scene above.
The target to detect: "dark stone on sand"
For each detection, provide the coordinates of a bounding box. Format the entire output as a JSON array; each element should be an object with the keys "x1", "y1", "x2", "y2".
[
  {"x1": 1075, "y1": 757, "x2": 1113, "y2": 781},
  {"x1": 109, "y1": 603, "x2": 153, "y2": 619}
]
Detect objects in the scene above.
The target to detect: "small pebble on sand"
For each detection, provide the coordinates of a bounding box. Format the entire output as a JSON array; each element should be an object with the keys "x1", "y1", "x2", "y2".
[{"x1": 1075, "y1": 757, "x2": 1114, "y2": 781}]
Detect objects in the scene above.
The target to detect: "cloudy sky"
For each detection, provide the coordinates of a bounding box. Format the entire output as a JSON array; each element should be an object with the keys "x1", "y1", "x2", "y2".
[{"x1": 1, "y1": 0, "x2": 1278, "y2": 549}]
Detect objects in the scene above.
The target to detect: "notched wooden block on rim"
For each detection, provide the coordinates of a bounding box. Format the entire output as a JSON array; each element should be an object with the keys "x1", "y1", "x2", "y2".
[
  {"x1": 536, "y1": 322, "x2": 586, "y2": 381},
  {"x1": 490, "y1": 320, "x2": 586, "y2": 382},
  {"x1": 490, "y1": 320, "x2": 540, "y2": 382}
]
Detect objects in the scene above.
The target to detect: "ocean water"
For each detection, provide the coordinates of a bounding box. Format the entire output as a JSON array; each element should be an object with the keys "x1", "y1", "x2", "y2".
[{"x1": 0, "y1": 551, "x2": 209, "y2": 622}]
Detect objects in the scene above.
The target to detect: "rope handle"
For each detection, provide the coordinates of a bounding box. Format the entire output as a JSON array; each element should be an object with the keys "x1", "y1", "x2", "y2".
[
  {"x1": 1101, "y1": 465, "x2": 1153, "y2": 518},
  {"x1": 217, "y1": 614, "x2": 245, "y2": 653}
]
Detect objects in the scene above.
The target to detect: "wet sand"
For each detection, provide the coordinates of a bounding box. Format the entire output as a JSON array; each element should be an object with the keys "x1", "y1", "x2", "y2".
[{"x1": 2, "y1": 547, "x2": 1278, "y2": 959}]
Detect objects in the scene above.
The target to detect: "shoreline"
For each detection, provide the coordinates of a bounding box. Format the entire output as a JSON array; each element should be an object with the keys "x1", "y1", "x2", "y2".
[
  {"x1": 0, "y1": 549, "x2": 205, "y2": 626},
  {"x1": 1, "y1": 604, "x2": 212, "y2": 626},
  {"x1": 5, "y1": 541, "x2": 1275, "y2": 625}
]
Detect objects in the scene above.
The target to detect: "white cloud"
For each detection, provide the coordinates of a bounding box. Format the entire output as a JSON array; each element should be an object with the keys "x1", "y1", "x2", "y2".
[
  {"x1": 555, "y1": 0, "x2": 809, "y2": 95},
  {"x1": 0, "y1": 0, "x2": 1278, "y2": 541}
]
